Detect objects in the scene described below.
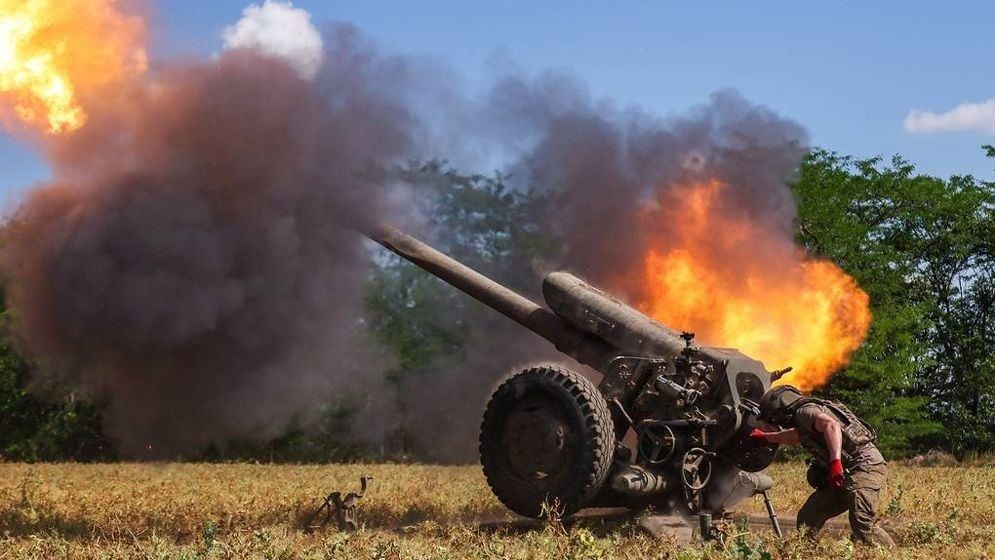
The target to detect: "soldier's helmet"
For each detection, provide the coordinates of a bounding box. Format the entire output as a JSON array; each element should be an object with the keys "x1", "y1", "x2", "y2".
[{"x1": 759, "y1": 385, "x2": 804, "y2": 426}]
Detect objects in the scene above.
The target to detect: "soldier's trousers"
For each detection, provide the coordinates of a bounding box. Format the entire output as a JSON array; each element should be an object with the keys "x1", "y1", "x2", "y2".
[{"x1": 796, "y1": 462, "x2": 895, "y2": 547}]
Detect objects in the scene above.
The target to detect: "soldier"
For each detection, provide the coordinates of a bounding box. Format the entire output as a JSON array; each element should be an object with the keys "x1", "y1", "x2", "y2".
[{"x1": 749, "y1": 385, "x2": 895, "y2": 547}]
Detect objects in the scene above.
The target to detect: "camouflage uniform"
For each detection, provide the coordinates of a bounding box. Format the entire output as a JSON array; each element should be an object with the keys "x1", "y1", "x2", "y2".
[{"x1": 793, "y1": 401, "x2": 894, "y2": 547}]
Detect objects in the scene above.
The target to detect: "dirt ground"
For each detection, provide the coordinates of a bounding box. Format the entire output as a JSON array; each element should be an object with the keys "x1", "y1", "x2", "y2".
[{"x1": 0, "y1": 462, "x2": 992, "y2": 559}]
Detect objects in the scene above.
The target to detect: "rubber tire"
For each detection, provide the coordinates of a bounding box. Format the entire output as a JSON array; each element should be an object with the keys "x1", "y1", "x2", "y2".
[{"x1": 479, "y1": 364, "x2": 615, "y2": 518}]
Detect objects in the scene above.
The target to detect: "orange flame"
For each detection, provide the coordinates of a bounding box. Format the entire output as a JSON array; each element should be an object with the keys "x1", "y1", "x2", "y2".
[
  {"x1": 639, "y1": 180, "x2": 871, "y2": 391},
  {"x1": 0, "y1": 0, "x2": 147, "y2": 134}
]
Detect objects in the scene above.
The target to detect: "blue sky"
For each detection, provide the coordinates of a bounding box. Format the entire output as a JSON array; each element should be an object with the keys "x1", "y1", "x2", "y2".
[{"x1": 2, "y1": 1, "x2": 993, "y2": 197}]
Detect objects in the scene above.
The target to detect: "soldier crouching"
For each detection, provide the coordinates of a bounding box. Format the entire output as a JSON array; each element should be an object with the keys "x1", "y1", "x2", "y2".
[{"x1": 749, "y1": 385, "x2": 895, "y2": 548}]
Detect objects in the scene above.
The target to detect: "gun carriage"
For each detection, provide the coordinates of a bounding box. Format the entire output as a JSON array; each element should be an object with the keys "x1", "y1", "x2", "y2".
[{"x1": 368, "y1": 224, "x2": 780, "y2": 518}]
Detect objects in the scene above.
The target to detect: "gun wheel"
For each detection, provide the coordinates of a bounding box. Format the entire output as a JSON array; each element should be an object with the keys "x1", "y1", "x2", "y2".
[{"x1": 479, "y1": 364, "x2": 615, "y2": 518}]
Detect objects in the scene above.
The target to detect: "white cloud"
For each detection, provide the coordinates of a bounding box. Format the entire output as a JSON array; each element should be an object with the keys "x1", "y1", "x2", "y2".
[
  {"x1": 222, "y1": 1, "x2": 324, "y2": 81},
  {"x1": 904, "y1": 98, "x2": 995, "y2": 135}
]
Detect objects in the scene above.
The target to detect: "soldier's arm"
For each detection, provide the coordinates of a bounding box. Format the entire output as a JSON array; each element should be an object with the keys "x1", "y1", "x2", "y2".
[
  {"x1": 813, "y1": 412, "x2": 843, "y2": 462},
  {"x1": 751, "y1": 427, "x2": 800, "y2": 444}
]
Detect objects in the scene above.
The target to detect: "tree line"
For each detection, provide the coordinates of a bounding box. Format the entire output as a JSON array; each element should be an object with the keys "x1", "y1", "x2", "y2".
[{"x1": 1, "y1": 148, "x2": 993, "y2": 461}]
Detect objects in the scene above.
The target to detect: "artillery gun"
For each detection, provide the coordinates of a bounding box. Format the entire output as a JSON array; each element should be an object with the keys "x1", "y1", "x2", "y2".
[{"x1": 368, "y1": 224, "x2": 781, "y2": 519}]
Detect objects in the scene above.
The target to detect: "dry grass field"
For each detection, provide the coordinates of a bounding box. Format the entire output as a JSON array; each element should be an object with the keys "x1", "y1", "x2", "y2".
[{"x1": 0, "y1": 462, "x2": 993, "y2": 559}]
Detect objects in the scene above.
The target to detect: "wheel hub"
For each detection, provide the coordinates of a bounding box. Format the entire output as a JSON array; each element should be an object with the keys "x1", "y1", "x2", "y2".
[{"x1": 504, "y1": 404, "x2": 570, "y2": 479}]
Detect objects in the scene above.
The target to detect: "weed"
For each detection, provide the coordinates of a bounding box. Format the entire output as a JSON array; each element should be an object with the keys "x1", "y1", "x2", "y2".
[
  {"x1": 727, "y1": 526, "x2": 771, "y2": 560},
  {"x1": 904, "y1": 521, "x2": 950, "y2": 545},
  {"x1": 885, "y1": 483, "x2": 904, "y2": 517},
  {"x1": 540, "y1": 497, "x2": 567, "y2": 535}
]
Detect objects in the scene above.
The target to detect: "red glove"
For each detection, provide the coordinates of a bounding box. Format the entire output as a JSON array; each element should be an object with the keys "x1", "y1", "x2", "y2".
[
  {"x1": 828, "y1": 458, "x2": 845, "y2": 489},
  {"x1": 748, "y1": 428, "x2": 768, "y2": 443}
]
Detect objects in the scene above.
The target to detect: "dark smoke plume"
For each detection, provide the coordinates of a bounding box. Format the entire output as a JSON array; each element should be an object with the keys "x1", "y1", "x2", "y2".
[
  {"x1": 488, "y1": 76, "x2": 808, "y2": 298},
  {"x1": 1, "y1": 41, "x2": 413, "y2": 456},
  {"x1": 1, "y1": 18, "x2": 807, "y2": 460},
  {"x1": 394, "y1": 76, "x2": 809, "y2": 461}
]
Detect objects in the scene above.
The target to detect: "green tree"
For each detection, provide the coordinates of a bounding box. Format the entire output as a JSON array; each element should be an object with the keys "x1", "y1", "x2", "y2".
[
  {"x1": 794, "y1": 149, "x2": 995, "y2": 455},
  {"x1": 0, "y1": 289, "x2": 112, "y2": 461}
]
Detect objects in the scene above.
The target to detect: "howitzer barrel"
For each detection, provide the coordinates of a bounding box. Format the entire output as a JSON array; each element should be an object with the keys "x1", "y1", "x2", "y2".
[
  {"x1": 544, "y1": 271, "x2": 772, "y2": 382},
  {"x1": 365, "y1": 224, "x2": 771, "y2": 388},
  {"x1": 366, "y1": 224, "x2": 615, "y2": 369},
  {"x1": 542, "y1": 271, "x2": 688, "y2": 357}
]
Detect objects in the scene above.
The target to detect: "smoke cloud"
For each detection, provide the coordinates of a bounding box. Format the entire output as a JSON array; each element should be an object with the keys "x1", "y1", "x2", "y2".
[
  {"x1": 396, "y1": 78, "x2": 809, "y2": 460},
  {"x1": 1, "y1": 36, "x2": 414, "y2": 455},
  {"x1": 0, "y1": 4, "x2": 810, "y2": 460},
  {"x1": 488, "y1": 78, "x2": 807, "y2": 300}
]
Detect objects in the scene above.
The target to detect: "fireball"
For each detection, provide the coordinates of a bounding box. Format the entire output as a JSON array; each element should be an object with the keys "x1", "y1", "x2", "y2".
[
  {"x1": 0, "y1": 0, "x2": 147, "y2": 133},
  {"x1": 639, "y1": 180, "x2": 871, "y2": 391}
]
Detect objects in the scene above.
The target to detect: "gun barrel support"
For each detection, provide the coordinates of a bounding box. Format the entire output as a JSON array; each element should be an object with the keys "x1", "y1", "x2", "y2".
[{"x1": 761, "y1": 489, "x2": 783, "y2": 539}]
